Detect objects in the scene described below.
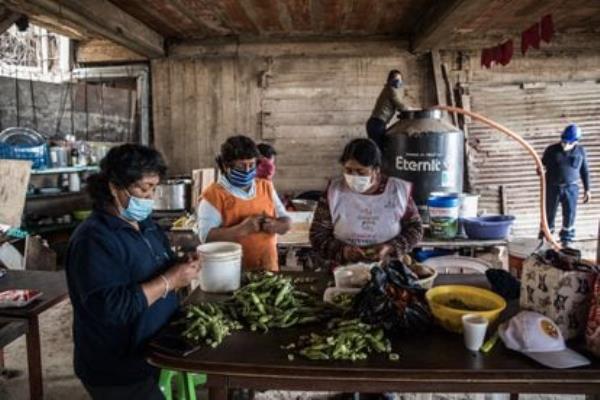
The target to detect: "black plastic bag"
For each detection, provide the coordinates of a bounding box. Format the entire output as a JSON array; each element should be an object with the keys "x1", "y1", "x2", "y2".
[{"x1": 352, "y1": 259, "x2": 432, "y2": 334}]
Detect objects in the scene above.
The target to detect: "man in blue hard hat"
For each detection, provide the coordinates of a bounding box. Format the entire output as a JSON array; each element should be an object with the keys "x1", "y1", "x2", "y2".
[{"x1": 541, "y1": 124, "x2": 591, "y2": 246}]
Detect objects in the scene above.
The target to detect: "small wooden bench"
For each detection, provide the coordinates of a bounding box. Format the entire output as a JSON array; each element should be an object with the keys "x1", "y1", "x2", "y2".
[{"x1": 0, "y1": 318, "x2": 28, "y2": 368}]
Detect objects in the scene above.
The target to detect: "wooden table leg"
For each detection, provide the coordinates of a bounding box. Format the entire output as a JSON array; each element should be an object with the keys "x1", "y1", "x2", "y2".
[
  {"x1": 26, "y1": 316, "x2": 43, "y2": 400},
  {"x1": 207, "y1": 374, "x2": 229, "y2": 400},
  {"x1": 208, "y1": 386, "x2": 228, "y2": 400}
]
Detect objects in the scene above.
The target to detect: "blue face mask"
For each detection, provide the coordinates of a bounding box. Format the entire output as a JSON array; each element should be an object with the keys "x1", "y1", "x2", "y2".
[
  {"x1": 227, "y1": 167, "x2": 256, "y2": 188},
  {"x1": 390, "y1": 79, "x2": 403, "y2": 89},
  {"x1": 121, "y1": 191, "x2": 154, "y2": 221}
]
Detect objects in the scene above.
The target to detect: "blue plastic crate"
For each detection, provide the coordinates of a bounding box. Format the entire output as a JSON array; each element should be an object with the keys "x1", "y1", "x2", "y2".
[{"x1": 0, "y1": 142, "x2": 49, "y2": 169}]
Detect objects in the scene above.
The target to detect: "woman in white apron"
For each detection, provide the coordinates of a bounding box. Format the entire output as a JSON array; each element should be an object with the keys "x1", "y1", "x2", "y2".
[{"x1": 309, "y1": 138, "x2": 423, "y2": 265}]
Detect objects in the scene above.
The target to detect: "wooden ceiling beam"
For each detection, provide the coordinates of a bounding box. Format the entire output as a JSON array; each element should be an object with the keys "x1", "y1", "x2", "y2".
[
  {"x1": 0, "y1": 6, "x2": 22, "y2": 34},
  {"x1": 3, "y1": 0, "x2": 165, "y2": 58},
  {"x1": 411, "y1": 0, "x2": 492, "y2": 53},
  {"x1": 76, "y1": 39, "x2": 147, "y2": 64}
]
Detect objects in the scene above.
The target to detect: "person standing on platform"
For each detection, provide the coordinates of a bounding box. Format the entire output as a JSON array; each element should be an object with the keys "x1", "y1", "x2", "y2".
[{"x1": 542, "y1": 123, "x2": 591, "y2": 246}]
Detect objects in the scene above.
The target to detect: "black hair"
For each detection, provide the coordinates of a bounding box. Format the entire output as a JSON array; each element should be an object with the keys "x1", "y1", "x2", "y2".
[
  {"x1": 87, "y1": 144, "x2": 167, "y2": 210},
  {"x1": 216, "y1": 135, "x2": 260, "y2": 172},
  {"x1": 339, "y1": 138, "x2": 382, "y2": 168},
  {"x1": 257, "y1": 143, "x2": 277, "y2": 158},
  {"x1": 387, "y1": 69, "x2": 403, "y2": 82}
]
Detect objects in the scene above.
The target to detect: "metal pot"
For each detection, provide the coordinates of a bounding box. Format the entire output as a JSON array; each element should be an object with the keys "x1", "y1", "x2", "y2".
[{"x1": 153, "y1": 179, "x2": 191, "y2": 211}]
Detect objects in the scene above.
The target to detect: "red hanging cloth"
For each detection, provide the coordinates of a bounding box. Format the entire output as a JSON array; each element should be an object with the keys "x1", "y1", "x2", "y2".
[
  {"x1": 541, "y1": 14, "x2": 554, "y2": 43},
  {"x1": 481, "y1": 48, "x2": 493, "y2": 68},
  {"x1": 492, "y1": 45, "x2": 503, "y2": 66},
  {"x1": 500, "y1": 40, "x2": 514, "y2": 66},
  {"x1": 521, "y1": 22, "x2": 541, "y2": 55}
]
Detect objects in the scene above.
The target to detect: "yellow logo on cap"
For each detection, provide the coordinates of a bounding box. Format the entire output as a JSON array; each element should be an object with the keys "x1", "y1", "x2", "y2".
[{"x1": 540, "y1": 319, "x2": 559, "y2": 339}]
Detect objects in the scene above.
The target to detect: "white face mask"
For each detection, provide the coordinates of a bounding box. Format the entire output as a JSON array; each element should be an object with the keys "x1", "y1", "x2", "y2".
[
  {"x1": 344, "y1": 173, "x2": 373, "y2": 193},
  {"x1": 561, "y1": 142, "x2": 576, "y2": 152}
]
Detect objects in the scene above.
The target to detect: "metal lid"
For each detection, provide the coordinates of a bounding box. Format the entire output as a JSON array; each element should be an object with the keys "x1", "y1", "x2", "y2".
[{"x1": 397, "y1": 109, "x2": 442, "y2": 120}]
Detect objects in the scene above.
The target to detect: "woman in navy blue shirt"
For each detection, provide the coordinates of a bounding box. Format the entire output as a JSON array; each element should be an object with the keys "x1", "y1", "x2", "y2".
[{"x1": 66, "y1": 144, "x2": 200, "y2": 399}]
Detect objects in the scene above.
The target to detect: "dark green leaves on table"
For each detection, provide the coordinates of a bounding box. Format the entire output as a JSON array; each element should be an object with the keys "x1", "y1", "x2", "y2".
[
  {"x1": 284, "y1": 318, "x2": 399, "y2": 362},
  {"x1": 181, "y1": 303, "x2": 243, "y2": 347}
]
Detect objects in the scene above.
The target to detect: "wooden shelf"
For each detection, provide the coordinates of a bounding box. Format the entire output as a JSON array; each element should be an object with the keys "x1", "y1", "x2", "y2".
[
  {"x1": 31, "y1": 166, "x2": 99, "y2": 175},
  {"x1": 25, "y1": 222, "x2": 80, "y2": 235},
  {"x1": 26, "y1": 191, "x2": 85, "y2": 200}
]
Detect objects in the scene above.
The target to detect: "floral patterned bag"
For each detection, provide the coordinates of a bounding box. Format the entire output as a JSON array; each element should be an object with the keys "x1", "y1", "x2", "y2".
[
  {"x1": 519, "y1": 250, "x2": 595, "y2": 340},
  {"x1": 586, "y1": 275, "x2": 600, "y2": 356}
]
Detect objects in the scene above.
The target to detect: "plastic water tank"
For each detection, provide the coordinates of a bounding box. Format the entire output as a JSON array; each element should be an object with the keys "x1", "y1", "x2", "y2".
[{"x1": 383, "y1": 109, "x2": 464, "y2": 215}]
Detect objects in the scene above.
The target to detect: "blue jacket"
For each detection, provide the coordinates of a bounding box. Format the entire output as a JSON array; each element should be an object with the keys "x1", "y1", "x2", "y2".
[
  {"x1": 65, "y1": 210, "x2": 178, "y2": 386},
  {"x1": 542, "y1": 143, "x2": 590, "y2": 191}
]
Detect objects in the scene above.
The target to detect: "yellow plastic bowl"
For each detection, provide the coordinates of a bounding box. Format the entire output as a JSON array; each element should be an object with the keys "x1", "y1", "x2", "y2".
[{"x1": 425, "y1": 285, "x2": 507, "y2": 333}]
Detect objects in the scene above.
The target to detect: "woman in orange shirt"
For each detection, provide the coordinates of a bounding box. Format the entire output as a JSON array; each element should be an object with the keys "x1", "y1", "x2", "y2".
[{"x1": 197, "y1": 135, "x2": 291, "y2": 271}]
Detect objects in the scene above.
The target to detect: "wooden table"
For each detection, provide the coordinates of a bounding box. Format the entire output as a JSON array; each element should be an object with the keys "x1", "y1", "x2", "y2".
[
  {"x1": 147, "y1": 273, "x2": 600, "y2": 399},
  {"x1": 276, "y1": 236, "x2": 509, "y2": 251},
  {"x1": 0, "y1": 270, "x2": 69, "y2": 400}
]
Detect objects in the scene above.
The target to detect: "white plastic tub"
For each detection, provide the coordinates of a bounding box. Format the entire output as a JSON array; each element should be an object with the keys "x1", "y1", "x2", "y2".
[
  {"x1": 333, "y1": 263, "x2": 376, "y2": 288},
  {"x1": 197, "y1": 242, "x2": 242, "y2": 293}
]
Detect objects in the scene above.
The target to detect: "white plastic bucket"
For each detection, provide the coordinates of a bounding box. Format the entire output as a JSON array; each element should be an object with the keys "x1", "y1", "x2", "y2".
[
  {"x1": 459, "y1": 194, "x2": 479, "y2": 218},
  {"x1": 197, "y1": 242, "x2": 242, "y2": 293},
  {"x1": 508, "y1": 237, "x2": 541, "y2": 279},
  {"x1": 458, "y1": 193, "x2": 479, "y2": 237}
]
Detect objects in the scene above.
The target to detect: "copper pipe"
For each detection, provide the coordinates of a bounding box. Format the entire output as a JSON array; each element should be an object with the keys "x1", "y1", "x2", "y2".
[{"x1": 433, "y1": 105, "x2": 561, "y2": 250}]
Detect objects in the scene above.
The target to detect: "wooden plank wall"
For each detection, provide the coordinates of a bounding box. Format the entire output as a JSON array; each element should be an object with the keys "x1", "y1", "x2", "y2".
[
  {"x1": 151, "y1": 39, "x2": 435, "y2": 194},
  {"x1": 0, "y1": 77, "x2": 137, "y2": 142}
]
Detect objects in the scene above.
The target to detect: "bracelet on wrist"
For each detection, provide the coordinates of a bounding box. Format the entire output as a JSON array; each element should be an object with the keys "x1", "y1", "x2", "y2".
[{"x1": 159, "y1": 274, "x2": 170, "y2": 299}]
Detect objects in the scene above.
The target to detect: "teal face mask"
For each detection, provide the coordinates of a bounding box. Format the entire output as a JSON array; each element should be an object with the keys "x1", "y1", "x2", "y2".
[{"x1": 121, "y1": 191, "x2": 154, "y2": 221}]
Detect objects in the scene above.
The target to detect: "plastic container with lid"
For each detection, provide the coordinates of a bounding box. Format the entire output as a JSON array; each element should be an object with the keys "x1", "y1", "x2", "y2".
[
  {"x1": 428, "y1": 195, "x2": 460, "y2": 239},
  {"x1": 196, "y1": 242, "x2": 242, "y2": 293}
]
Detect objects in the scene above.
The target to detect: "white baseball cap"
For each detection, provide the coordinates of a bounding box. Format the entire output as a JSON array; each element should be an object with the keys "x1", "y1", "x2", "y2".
[{"x1": 498, "y1": 311, "x2": 591, "y2": 369}]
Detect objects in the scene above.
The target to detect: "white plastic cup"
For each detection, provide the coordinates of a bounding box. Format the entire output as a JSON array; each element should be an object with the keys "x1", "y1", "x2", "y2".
[
  {"x1": 462, "y1": 314, "x2": 489, "y2": 352},
  {"x1": 197, "y1": 242, "x2": 242, "y2": 293}
]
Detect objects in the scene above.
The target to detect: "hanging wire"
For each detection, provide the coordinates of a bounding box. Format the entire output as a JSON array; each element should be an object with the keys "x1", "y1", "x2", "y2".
[
  {"x1": 29, "y1": 70, "x2": 38, "y2": 131},
  {"x1": 84, "y1": 70, "x2": 89, "y2": 141},
  {"x1": 54, "y1": 73, "x2": 69, "y2": 138},
  {"x1": 69, "y1": 70, "x2": 74, "y2": 138},
  {"x1": 99, "y1": 73, "x2": 105, "y2": 142},
  {"x1": 126, "y1": 84, "x2": 133, "y2": 143},
  {"x1": 14, "y1": 68, "x2": 20, "y2": 127}
]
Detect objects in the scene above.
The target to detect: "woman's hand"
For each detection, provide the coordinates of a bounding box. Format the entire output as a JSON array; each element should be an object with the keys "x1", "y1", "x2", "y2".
[
  {"x1": 363, "y1": 243, "x2": 395, "y2": 261},
  {"x1": 342, "y1": 246, "x2": 367, "y2": 263},
  {"x1": 375, "y1": 243, "x2": 395, "y2": 261},
  {"x1": 261, "y1": 217, "x2": 291, "y2": 235},
  {"x1": 165, "y1": 255, "x2": 201, "y2": 290},
  {"x1": 237, "y1": 216, "x2": 263, "y2": 236}
]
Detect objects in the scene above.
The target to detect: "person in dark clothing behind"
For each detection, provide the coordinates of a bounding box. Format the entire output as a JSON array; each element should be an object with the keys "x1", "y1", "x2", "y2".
[
  {"x1": 542, "y1": 124, "x2": 591, "y2": 246},
  {"x1": 66, "y1": 144, "x2": 200, "y2": 400},
  {"x1": 257, "y1": 142, "x2": 277, "y2": 180},
  {"x1": 366, "y1": 69, "x2": 408, "y2": 151}
]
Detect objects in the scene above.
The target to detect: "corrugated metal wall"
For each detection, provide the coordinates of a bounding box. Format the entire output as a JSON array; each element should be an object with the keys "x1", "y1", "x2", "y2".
[{"x1": 467, "y1": 81, "x2": 600, "y2": 238}]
